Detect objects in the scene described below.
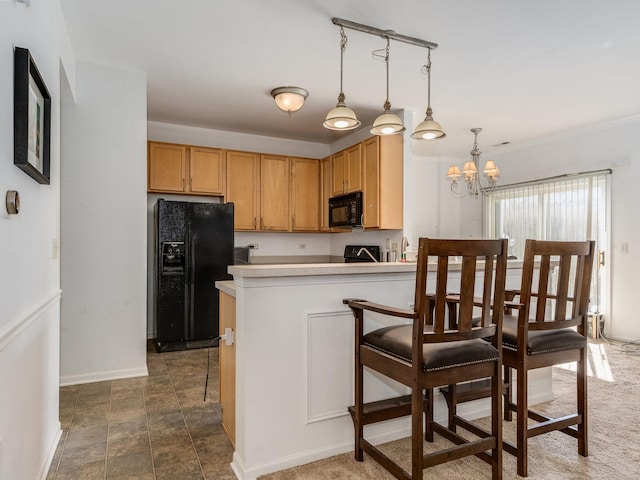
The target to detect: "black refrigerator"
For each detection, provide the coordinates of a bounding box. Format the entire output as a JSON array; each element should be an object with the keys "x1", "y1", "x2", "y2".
[{"x1": 154, "y1": 199, "x2": 234, "y2": 352}]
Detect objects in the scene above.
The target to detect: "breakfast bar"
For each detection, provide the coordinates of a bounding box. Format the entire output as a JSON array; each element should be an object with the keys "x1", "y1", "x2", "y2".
[{"x1": 217, "y1": 261, "x2": 553, "y2": 480}]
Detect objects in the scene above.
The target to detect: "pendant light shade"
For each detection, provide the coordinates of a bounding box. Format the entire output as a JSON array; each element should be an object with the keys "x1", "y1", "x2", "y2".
[
  {"x1": 411, "y1": 48, "x2": 445, "y2": 140},
  {"x1": 412, "y1": 110, "x2": 446, "y2": 140},
  {"x1": 370, "y1": 107, "x2": 405, "y2": 135},
  {"x1": 371, "y1": 38, "x2": 405, "y2": 136},
  {"x1": 324, "y1": 94, "x2": 361, "y2": 130},
  {"x1": 271, "y1": 86, "x2": 308, "y2": 114}
]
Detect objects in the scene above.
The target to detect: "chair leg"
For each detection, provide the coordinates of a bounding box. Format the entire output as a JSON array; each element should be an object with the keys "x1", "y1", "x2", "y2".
[
  {"x1": 446, "y1": 384, "x2": 457, "y2": 432},
  {"x1": 504, "y1": 366, "x2": 513, "y2": 421},
  {"x1": 516, "y1": 366, "x2": 528, "y2": 477},
  {"x1": 577, "y1": 348, "x2": 588, "y2": 457},
  {"x1": 412, "y1": 388, "x2": 424, "y2": 480},
  {"x1": 425, "y1": 388, "x2": 434, "y2": 442},
  {"x1": 354, "y1": 354, "x2": 363, "y2": 461},
  {"x1": 491, "y1": 366, "x2": 503, "y2": 480}
]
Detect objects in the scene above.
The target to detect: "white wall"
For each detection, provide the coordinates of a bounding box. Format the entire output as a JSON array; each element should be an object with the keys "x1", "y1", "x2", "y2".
[
  {"x1": 0, "y1": 1, "x2": 74, "y2": 479},
  {"x1": 60, "y1": 62, "x2": 148, "y2": 385}
]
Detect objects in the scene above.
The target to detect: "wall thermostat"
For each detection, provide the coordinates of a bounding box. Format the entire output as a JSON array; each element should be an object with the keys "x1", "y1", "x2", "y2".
[{"x1": 6, "y1": 190, "x2": 20, "y2": 215}]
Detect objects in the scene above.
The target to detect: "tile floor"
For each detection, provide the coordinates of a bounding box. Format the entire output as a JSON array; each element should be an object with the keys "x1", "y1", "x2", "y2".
[{"x1": 46, "y1": 345, "x2": 235, "y2": 480}]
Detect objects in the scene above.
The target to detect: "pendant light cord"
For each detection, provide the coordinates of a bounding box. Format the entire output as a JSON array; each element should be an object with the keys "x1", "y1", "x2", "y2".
[
  {"x1": 422, "y1": 48, "x2": 433, "y2": 116},
  {"x1": 373, "y1": 38, "x2": 392, "y2": 110},
  {"x1": 339, "y1": 27, "x2": 347, "y2": 96},
  {"x1": 384, "y1": 38, "x2": 390, "y2": 109}
]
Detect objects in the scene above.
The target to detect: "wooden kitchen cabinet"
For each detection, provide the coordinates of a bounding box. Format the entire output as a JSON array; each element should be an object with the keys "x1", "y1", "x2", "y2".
[
  {"x1": 189, "y1": 146, "x2": 225, "y2": 195},
  {"x1": 260, "y1": 154, "x2": 290, "y2": 231},
  {"x1": 226, "y1": 150, "x2": 259, "y2": 231},
  {"x1": 148, "y1": 142, "x2": 187, "y2": 193},
  {"x1": 219, "y1": 291, "x2": 236, "y2": 447},
  {"x1": 291, "y1": 157, "x2": 320, "y2": 232},
  {"x1": 148, "y1": 142, "x2": 225, "y2": 196},
  {"x1": 331, "y1": 149, "x2": 346, "y2": 196},
  {"x1": 331, "y1": 144, "x2": 362, "y2": 195},
  {"x1": 362, "y1": 135, "x2": 403, "y2": 230},
  {"x1": 320, "y1": 156, "x2": 332, "y2": 231}
]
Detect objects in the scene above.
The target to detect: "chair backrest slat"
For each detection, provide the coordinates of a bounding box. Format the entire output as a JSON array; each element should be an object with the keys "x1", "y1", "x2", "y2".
[
  {"x1": 458, "y1": 256, "x2": 477, "y2": 331},
  {"x1": 534, "y1": 254, "x2": 551, "y2": 322}
]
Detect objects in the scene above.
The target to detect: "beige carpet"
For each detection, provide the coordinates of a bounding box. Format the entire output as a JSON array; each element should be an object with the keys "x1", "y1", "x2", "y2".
[{"x1": 259, "y1": 339, "x2": 640, "y2": 479}]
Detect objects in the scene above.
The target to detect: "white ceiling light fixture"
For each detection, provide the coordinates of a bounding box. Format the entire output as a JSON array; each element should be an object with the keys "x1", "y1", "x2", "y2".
[
  {"x1": 411, "y1": 48, "x2": 445, "y2": 140},
  {"x1": 324, "y1": 27, "x2": 361, "y2": 131},
  {"x1": 370, "y1": 37, "x2": 405, "y2": 136},
  {"x1": 447, "y1": 128, "x2": 500, "y2": 198},
  {"x1": 270, "y1": 86, "x2": 309, "y2": 114}
]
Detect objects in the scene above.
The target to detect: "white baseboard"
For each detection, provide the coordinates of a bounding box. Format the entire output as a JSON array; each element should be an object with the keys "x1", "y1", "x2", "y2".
[
  {"x1": 39, "y1": 425, "x2": 62, "y2": 480},
  {"x1": 60, "y1": 366, "x2": 149, "y2": 387}
]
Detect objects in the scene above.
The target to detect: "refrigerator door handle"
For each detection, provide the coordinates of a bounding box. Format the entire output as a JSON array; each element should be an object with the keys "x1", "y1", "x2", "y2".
[{"x1": 189, "y1": 231, "x2": 196, "y2": 339}]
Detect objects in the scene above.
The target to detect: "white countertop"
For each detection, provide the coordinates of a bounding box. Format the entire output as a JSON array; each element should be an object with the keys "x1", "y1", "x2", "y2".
[
  {"x1": 228, "y1": 261, "x2": 417, "y2": 278},
  {"x1": 215, "y1": 280, "x2": 236, "y2": 296},
  {"x1": 227, "y1": 260, "x2": 525, "y2": 279}
]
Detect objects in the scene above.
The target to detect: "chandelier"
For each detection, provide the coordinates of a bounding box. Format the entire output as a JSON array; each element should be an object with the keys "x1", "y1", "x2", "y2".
[{"x1": 447, "y1": 128, "x2": 500, "y2": 198}]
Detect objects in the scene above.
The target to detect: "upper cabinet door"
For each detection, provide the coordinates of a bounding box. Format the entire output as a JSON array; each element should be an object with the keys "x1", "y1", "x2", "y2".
[
  {"x1": 291, "y1": 157, "x2": 320, "y2": 232},
  {"x1": 362, "y1": 137, "x2": 380, "y2": 229},
  {"x1": 260, "y1": 154, "x2": 290, "y2": 231},
  {"x1": 320, "y1": 156, "x2": 332, "y2": 232},
  {"x1": 190, "y1": 147, "x2": 225, "y2": 195},
  {"x1": 345, "y1": 143, "x2": 362, "y2": 193},
  {"x1": 226, "y1": 150, "x2": 259, "y2": 231},
  {"x1": 331, "y1": 150, "x2": 346, "y2": 196},
  {"x1": 148, "y1": 142, "x2": 187, "y2": 192}
]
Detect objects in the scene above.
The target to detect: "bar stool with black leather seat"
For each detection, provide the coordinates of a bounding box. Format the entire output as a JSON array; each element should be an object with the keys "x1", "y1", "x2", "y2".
[
  {"x1": 442, "y1": 239, "x2": 595, "y2": 477},
  {"x1": 344, "y1": 238, "x2": 508, "y2": 480}
]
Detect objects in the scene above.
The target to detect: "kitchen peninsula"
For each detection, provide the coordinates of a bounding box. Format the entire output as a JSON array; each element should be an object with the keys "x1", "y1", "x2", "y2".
[{"x1": 217, "y1": 261, "x2": 553, "y2": 480}]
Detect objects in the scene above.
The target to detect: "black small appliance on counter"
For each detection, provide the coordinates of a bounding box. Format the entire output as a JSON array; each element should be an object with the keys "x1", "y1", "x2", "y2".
[{"x1": 343, "y1": 245, "x2": 381, "y2": 263}]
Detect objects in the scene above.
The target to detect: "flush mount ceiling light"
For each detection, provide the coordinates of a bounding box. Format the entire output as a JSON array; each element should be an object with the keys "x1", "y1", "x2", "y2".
[
  {"x1": 270, "y1": 86, "x2": 309, "y2": 114},
  {"x1": 411, "y1": 48, "x2": 445, "y2": 140},
  {"x1": 323, "y1": 27, "x2": 361, "y2": 131},
  {"x1": 447, "y1": 128, "x2": 500, "y2": 198},
  {"x1": 370, "y1": 37, "x2": 405, "y2": 136}
]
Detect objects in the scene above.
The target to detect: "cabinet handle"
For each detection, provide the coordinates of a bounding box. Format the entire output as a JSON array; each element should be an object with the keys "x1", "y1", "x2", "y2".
[
  {"x1": 260, "y1": 217, "x2": 263, "y2": 229},
  {"x1": 253, "y1": 217, "x2": 257, "y2": 228},
  {"x1": 189, "y1": 177, "x2": 193, "y2": 190},
  {"x1": 292, "y1": 216, "x2": 295, "y2": 229}
]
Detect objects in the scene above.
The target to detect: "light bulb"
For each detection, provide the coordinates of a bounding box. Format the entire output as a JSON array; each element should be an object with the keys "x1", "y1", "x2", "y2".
[
  {"x1": 334, "y1": 120, "x2": 349, "y2": 128},
  {"x1": 381, "y1": 126, "x2": 396, "y2": 135}
]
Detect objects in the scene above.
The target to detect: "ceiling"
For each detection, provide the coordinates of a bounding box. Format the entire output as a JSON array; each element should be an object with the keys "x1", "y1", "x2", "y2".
[{"x1": 60, "y1": 0, "x2": 640, "y2": 158}]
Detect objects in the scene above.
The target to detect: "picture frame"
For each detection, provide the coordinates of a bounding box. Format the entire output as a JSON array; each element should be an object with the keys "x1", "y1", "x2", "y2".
[{"x1": 14, "y1": 47, "x2": 51, "y2": 185}]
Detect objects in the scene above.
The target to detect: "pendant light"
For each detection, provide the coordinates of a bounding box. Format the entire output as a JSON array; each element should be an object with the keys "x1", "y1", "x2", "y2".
[
  {"x1": 324, "y1": 27, "x2": 361, "y2": 131},
  {"x1": 411, "y1": 48, "x2": 445, "y2": 140},
  {"x1": 370, "y1": 37, "x2": 405, "y2": 136}
]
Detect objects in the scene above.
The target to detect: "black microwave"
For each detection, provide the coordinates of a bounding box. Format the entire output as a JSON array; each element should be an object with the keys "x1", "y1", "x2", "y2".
[{"x1": 329, "y1": 191, "x2": 363, "y2": 227}]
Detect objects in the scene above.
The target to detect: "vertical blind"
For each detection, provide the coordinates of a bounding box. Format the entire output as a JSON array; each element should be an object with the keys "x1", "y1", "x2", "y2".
[{"x1": 484, "y1": 169, "x2": 610, "y2": 313}]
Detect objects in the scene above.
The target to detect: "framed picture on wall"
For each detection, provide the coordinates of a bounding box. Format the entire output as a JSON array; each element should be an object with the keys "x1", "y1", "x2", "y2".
[{"x1": 14, "y1": 46, "x2": 51, "y2": 185}]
